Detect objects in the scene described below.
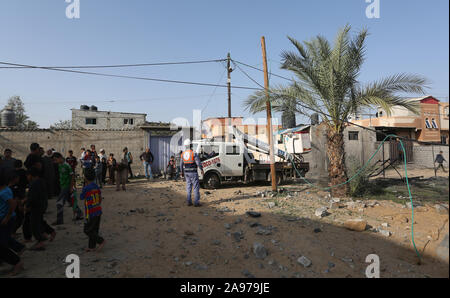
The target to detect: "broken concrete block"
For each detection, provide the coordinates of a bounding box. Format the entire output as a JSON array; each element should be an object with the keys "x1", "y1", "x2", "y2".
[{"x1": 344, "y1": 219, "x2": 367, "y2": 232}]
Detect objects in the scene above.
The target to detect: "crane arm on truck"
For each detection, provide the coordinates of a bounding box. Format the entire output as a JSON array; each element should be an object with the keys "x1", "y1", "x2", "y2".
[{"x1": 231, "y1": 126, "x2": 302, "y2": 163}]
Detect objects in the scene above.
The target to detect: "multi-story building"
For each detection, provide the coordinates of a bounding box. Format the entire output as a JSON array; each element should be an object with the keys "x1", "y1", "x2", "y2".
[
  {"x1": 351, "y1": 96, "x2": 449, "y2": 144},
  {"x1": 71, "y1": 105, "x2": 147, "y2": 130},
  {"x1": 201, "y1": 117, "x2": 282, "y2": 143}
]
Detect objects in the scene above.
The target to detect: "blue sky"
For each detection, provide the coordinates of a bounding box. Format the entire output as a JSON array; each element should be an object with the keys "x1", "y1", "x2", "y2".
[{"x1": 0, "y1": 0, "x2": 448, "y2": 128}]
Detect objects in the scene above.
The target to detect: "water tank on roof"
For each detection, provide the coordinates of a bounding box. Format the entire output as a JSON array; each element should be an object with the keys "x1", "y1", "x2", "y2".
[
  {"x1": 1, "y1": 106, "x2": 16, "y2": 127},
  {"x1": 80, "y1": 105, "x2": 89, "y2": 110},
  {"x1": 90, "y1": 105, "x2": 98, "y2": 111},
  {"x1": 310, "y1": 113, "x2": 319, "y2": 125}
]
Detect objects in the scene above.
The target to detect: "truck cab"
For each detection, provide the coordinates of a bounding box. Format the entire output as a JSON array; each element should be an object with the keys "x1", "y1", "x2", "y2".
[{"x1": 192, "y1": 140, "x2": 246, "y2": 188}]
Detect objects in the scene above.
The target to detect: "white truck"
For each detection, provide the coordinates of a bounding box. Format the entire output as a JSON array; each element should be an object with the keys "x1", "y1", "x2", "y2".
[{"x1": 192, "y1": 127, "x2": 311, "y2": 189}]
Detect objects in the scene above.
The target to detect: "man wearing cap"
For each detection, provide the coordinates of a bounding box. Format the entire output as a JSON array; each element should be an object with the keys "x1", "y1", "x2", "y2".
[{"x1": 180, "y1": 139, "x2": 204, "y2": 207}]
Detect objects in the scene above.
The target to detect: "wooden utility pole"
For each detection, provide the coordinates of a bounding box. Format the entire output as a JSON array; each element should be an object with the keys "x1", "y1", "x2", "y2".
[
  {"x1": 226, "y1": 53, "x2": 232, "y2": 142},
  {"x1": 261, "y1": 36, "x2": 277, "y2": 192},
  {"x1": 227, "y1": 53, "x2": 232, "y2": 118}
]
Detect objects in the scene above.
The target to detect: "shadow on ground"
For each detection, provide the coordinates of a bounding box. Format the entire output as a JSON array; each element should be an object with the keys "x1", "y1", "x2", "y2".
[{"x1": 4, "y1": 179, "x2": 449, "y2": 278}]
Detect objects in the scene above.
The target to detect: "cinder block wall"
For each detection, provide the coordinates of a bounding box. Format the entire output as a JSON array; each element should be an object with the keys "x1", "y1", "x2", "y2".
[
  {"x1": 0, "y1": 129, "x2": 149, "y2": 176},
  {"x1": 412, "y1": 145, "x2": 449, "y2": 168}
]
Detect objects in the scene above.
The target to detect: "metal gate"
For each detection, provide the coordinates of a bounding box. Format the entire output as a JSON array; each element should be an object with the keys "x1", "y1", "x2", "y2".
[
  {"x1": 148, "y1": 135, "x2": 181, "y2": 175},
  {"x1": 389, "y1": 140, "x2": 413, "y2": 163}
]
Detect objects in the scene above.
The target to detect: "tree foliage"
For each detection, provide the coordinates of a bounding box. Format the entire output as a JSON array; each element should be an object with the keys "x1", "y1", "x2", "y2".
[
  {"x1": 50, "y1": 120, "x2": 72, "y2": 130},
  {"x1": 244, "y1": 25, "x2": 428, "y2": 195}
]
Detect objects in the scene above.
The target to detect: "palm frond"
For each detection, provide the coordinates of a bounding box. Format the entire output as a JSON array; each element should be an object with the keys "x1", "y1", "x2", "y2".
[{"x1": 243, "y1": 25, "x2": 429, "y2": 130}]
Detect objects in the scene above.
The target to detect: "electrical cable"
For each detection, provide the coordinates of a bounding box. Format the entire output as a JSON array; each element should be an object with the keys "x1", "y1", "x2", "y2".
[
  {"x1": 233, "y1": 62, "x2": 449, "y2": 147},
  {"x1": 0, "y1": 59, "x2": 227, "y2": 69},
  {"x1": 202, "y1": 68, "x2": 228, "y2": 113},
  {"x1": 283, "y1": 133, "x2": 422, "y2": 262},
  {"x1": 0, "y1": 61, "x2": 260, "y2": 91},
  {"x1": 232, "y1": 59, "x2": 295, "y2": 82}
]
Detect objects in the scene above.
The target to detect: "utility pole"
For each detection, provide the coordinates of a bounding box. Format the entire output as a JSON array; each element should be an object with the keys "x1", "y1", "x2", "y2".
[
  {"x1": 226, "y1": 53, "x2": 233, "y2": 142},
  {"x1": 227, "y1": 53, "x2": 232, "y2": 118},
  {"x1": 261, "y1": 37, "x2": 277, "y2": 192}
]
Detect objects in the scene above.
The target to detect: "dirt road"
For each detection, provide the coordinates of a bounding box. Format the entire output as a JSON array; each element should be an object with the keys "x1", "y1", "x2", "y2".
[{"x1": 2, "y1": 177, "x2": 449, "y2": 278}]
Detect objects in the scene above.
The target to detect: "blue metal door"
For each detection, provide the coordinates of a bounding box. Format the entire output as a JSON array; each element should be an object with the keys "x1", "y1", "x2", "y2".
[{"x1": 149, "y1": 136, "x2": 176, "y2": 175}]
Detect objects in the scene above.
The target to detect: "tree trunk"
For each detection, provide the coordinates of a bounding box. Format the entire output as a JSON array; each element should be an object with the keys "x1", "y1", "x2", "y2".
[{"x1": 326, "y1": 128, "x2": 349, "y2": 197}]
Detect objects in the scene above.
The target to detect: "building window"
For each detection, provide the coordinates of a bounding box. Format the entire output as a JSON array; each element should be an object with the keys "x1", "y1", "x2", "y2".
[
  {"x1": 441, "y1": 136, "x2": 447, "y2": 145},
  {"x1": 123, "y1": 118, "x2": 134, "y2": 125},
  {"x1": 348, "y1": 131, "x2": 359, "y2": 141},
  {"x1": 425, "y1": 118, "x2": 432, "y2": 129},
  {"x1": 431, "y1": 118, "x2": 438, "y2": 129},
  {"x1": 85, "y1": 118, "x2": 97, "y2": 125},
  {"x1": 444, "y1": 107, "x2": 449, "y2": 118}
]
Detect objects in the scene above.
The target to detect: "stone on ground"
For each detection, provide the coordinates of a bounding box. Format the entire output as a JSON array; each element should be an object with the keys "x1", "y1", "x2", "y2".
[{"x1": 344, "y1": 219, "x2": 367, "y2": 232}]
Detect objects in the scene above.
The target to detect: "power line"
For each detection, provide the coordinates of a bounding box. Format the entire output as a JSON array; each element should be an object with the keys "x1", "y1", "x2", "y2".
[
  {"x1": 202, "y1": 68, "x2": 228, "y2": 113},
  {"x1": 0, "y1": 61, "x2": 260, "y2": 91},
  {"x1": 0, "y1": 59, "x2": 227, "y2": 69},
  {"x1": 234, "y1": 64, "x2": 449, "y2": 147},
  {"x1": 11, "y1": 93, "x2": 229, "y2": 105},
  {"x1": 231, "y1": 59, "x2": 294, "y2": 82},
  {"x1": 233, "y1": 61, "x2": 265, "y2": 89}
]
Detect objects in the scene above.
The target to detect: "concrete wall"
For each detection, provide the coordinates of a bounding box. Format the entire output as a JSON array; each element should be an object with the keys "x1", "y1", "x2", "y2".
[
  {"x1": 412, "y1": 144, "x2": 449, "y2": 168},
  {"x1": 0, "y1": 129, "x2": 149, "y2": 176},
  {"x1": 304, "y1": 123, "x2": 449, "y2": 180},
  {"x1": 304, "y1": 124, "x2": 379, "y2": 179},
  {"x1": 72, "y1": 109, "x2": 147, "y2": 130}
]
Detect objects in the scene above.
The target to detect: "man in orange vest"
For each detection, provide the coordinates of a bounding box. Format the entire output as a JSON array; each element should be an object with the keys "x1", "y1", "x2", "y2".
[{"x1": 180, "y1": 139, "x2": 204, "y2": 207}]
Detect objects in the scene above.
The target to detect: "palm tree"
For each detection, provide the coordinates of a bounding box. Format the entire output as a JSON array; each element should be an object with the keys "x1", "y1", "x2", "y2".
[{"x1": 244, "y1": 25, "x2": 428, "y2": 197}]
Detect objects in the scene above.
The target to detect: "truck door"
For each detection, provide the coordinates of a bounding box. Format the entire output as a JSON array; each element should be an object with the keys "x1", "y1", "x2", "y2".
[{"x1": 221, "y1": 144, "x2": 244, "y2": 176}]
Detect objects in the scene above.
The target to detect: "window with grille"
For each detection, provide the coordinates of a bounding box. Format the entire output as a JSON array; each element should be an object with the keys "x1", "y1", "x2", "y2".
[
  {"x1": 431, "y1": 118, "x2": 438, "y2": 129},
  {"x1": 348, "y1": 131, "x2": 359, "y2": 141},
  {"x1": 425, "y1": 118, "x2": 432, "y2": 129},
  {"x1": 85, "y1": 118, "x2": 97, "y2": 125},
  {"x1": 123, "y1": 118, "x2": 134, "y2": 125}
]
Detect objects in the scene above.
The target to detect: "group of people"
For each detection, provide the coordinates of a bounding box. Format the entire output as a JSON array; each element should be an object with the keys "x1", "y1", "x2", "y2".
[
  {"x1": 0, "y1": 144, "x2": 105, "y2": 276},
  {"x1": 79, "y1": 145, "x2": 132, "y2": 191},
  {"x1": 0, "y1": 139, "x2": 208, "y2": 276},
  {"x1": 139, "y1": 148, "x2": 182, "y2": 181}
]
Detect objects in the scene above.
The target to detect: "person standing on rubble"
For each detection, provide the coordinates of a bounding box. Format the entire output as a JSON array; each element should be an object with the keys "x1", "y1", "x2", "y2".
[{"x1": 180, "y1": 139, "x2": 203, "y2": 207}]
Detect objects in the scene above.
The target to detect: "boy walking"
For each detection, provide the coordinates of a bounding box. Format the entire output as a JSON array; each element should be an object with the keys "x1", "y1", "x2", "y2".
[
  {"x1": 52, "y1": 152, "x2": 74, "y2": 225},
  {"x1": 115, "y1": 158, "x2": 128, "y2": 191},
  {"x1": 26, "y1": 167, "x2": 54, "y2": 251},
  {"x1": 435, "y1": 151, "x2": 447, "y2": 173},
  {"x1": 80, "y1": 168, "x2": 105, "y2": 252}
]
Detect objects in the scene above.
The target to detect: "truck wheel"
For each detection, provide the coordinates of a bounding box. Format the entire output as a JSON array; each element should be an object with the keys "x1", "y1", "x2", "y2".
[{"x1": 204, "y1": 172, "x2": 221, "y2": 189}]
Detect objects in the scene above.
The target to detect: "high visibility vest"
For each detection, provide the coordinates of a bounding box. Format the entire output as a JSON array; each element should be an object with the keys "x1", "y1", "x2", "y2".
[{"x1": 182, "y1": 150, "x2": 197, "y2": 169}]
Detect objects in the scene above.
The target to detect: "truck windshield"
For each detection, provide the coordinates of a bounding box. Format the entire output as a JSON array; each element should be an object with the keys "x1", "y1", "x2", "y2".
[{"x1": 199, "y1": 145, "x2": 220, "y2": 161}]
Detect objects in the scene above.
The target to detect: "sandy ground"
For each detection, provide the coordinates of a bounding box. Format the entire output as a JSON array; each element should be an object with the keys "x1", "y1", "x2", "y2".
[{"x1": 1, "y1": 173, "x2": 449, "y2": 278}]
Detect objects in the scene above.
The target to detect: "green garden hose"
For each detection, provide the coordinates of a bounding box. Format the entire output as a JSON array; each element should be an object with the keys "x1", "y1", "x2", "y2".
[{"x1": 283, "y1": 133, "x2": 422, "y2": 261}]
